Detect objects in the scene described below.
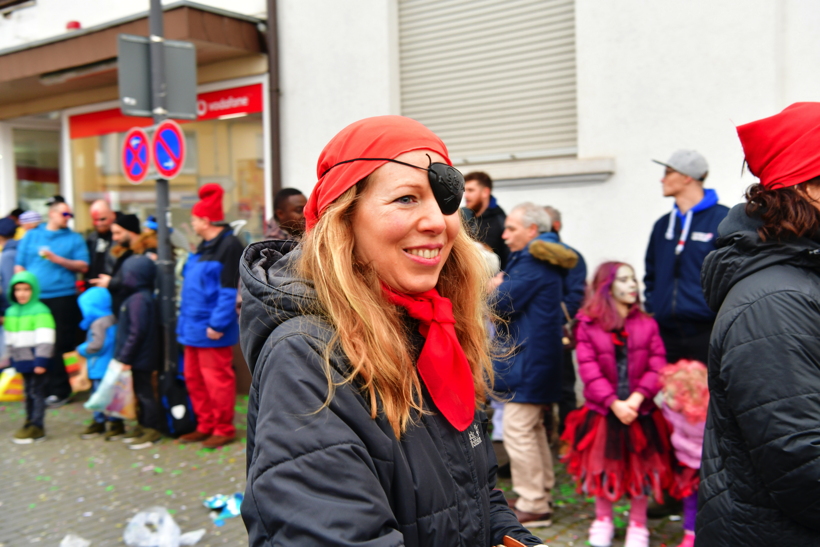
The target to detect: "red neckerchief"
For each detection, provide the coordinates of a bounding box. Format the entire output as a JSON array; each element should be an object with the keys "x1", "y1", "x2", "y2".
[
  {"x1": 382, "y1": 284, "x2": 475, "y2": 431},
  {"x1": 611, "y1": 329, "x2": 629, "y2": 347}
]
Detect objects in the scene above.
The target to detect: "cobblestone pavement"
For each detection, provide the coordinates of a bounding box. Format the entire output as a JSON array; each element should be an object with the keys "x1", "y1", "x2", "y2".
[
  {"x1": 0, "y1": 396, "x2": 684, "y2": 547},
  {"x1": 0, "y1": 395, "x2": 250, "y2": 547}
]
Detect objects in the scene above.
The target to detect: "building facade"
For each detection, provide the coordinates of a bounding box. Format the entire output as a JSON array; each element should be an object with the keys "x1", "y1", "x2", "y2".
[{"x1": 1, "y1": 0, "x2": 819, "y2": 273}]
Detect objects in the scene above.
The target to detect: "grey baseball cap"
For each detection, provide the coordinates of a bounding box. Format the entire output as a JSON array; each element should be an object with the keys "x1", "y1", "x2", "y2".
[{"x1": 652, "y1": 149, "x2": 709, "y2": 181}]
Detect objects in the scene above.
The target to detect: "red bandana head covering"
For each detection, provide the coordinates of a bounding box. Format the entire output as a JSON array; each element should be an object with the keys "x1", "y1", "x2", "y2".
[
  {"x1": 737, "y1": 102, "x2": 820, "y2": 190},
  {"x1": 383, "y1": 285, "x2": 476, "y2": 431},
  {"x1": 304, "y1": 115, "x2": 452, "y2": 231}
]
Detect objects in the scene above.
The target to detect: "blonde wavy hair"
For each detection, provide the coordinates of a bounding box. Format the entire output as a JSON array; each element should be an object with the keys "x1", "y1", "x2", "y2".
[{"x1": 297, "y1": 182, "x2": 496, "y2": 438}]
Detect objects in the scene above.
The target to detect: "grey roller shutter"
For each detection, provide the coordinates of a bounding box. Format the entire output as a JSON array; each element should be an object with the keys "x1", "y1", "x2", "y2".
[{"x1": 399, "y1": 0, "x2": 577, "y2": 164}]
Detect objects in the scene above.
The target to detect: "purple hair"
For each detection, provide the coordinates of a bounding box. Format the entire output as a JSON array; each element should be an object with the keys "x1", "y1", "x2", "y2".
[{"x1": 579, "y1": 261, "x2": 643, "y2": 332}]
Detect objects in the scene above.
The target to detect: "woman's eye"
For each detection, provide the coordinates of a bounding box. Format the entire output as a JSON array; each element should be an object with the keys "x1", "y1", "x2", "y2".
[{"x1": 395, "y1": 195, "x2": 416, "y2": 205}]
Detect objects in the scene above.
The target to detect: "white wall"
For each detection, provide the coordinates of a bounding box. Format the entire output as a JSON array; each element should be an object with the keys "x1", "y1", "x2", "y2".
[
  {"x1": 277, "y1": 0, "x2": 399, "y2": 193},
  {"x1": 0, "y1": 0, "x2": 267, "y2": 50},
  {"x1": 492, "y1": 0, "x2": 820, "y2": 284}
]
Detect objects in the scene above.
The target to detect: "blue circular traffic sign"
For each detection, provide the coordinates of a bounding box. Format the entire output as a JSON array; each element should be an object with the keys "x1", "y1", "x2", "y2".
[
  {"x1": 152, "y1": 120, "x2": 186, "y2": 179},
  {"x1": 121, "y1": 127, "x2": 151, "y2": 184}
]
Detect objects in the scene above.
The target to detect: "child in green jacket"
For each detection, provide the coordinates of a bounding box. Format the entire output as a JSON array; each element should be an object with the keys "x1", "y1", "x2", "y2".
[{"x1": 4, "y1": 271, "x2": 55, "y2": 443}]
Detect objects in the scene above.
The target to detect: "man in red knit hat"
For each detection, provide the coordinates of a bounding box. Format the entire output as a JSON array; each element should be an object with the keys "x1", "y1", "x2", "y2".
[{"x1": 177, "y1": 183, "x2": 245, "y2": 448}]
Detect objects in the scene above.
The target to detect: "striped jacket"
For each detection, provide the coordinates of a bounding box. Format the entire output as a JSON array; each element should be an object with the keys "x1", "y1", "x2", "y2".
[{"x1": 4, "y1": 271, "x2": 55, "y2": 373}]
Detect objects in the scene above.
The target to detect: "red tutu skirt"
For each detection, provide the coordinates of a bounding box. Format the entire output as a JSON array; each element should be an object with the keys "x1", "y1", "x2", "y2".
[
  {"x1": 560, "y1": 406, "x2": 673, "y2": 503},
  {"x1": 668, "y1": 462, "x2": 700, "y2": 499}
]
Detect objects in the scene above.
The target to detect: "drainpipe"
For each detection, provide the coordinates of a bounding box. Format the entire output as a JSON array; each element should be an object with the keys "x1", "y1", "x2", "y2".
[{"x1": 266, "y1": 0, "x2": 281, "y2": 197}]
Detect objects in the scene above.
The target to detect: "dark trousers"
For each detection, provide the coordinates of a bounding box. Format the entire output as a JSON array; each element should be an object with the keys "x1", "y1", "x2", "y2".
[
  {"x1": 41, "y1": 295, "x2": 82, "y2": 399},
  {"x1": 558, "y1": 349, "x2": 577, "y2": 434},
  {"x1": 22, "y1": 372, "x2": 47, "y2": 429},
  {"x1": 133, "y1": 370, "x2": 160, "y2": 430},
  {"x1": 659, "y1": 324, "x2": 713, "y2": 364}
]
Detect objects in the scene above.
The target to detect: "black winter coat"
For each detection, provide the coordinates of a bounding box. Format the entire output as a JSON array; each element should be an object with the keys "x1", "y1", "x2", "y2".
[
  {"x1": 114, "y1": 255, "x2": 159, "y2": 372},
  {"x1": 698, "y1": 204, "x2": 820, "y2": 545},
  {"x1": 239, "y1": 240, "x2": 543, "y2": 547}
]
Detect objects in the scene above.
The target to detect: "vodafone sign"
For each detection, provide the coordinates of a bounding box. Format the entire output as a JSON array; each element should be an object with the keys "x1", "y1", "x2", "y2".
[
  {"x1": 69, "y1": 83, "x2": 265, "y2": 139},
  {"x1": 195, "y1": 84, "x2": 263, "y2": 121}
]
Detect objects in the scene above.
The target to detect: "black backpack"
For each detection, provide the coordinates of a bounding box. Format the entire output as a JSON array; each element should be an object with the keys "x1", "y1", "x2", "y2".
[{"x1": 158, "y1": 351, "x2": 197, "y2": 437}]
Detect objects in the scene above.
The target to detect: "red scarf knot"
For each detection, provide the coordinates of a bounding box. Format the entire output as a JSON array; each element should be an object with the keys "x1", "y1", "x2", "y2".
[{"x1": 382, "y1": 284, "x2": 475, "y2": 431}]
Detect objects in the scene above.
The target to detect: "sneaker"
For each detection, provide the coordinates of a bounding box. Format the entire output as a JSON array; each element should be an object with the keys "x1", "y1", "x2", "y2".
[
  {"x1": 624, "y1": 522, "x2": 650, "y2": 547},
  {"x1": 12, "y1": 424, "x2": 45, "y2": 444},
  {"x1": 128, "y1": 428, "x2": 162, "y2": 450},
  {"x1": 81, "y1": 421, "x2": 106, "y2": 439},
  {"x1": 120, "y1": 424, "x2": 143, "y2": 443},
  {"x1": 676, "y1": 531, "x2": 695, "y2": 547},
  {"x1": 513, "y1": 508, "x2": 552, "y2": 528},
  {"x1": 202, "y1": 435, "x2": 236, "y2": 449},
  {"x1": 105, "y1": 421, "x2": 127, "y2": 441},
  {"x1": 588, "y1": 517, "x2": 615, "y2": 547},
  {"x1": 177, "y1": 431, "x2": 211, "y2": 444},
  {"x1": 45, "y1": 395, "x2": 71, "y2": 408}
]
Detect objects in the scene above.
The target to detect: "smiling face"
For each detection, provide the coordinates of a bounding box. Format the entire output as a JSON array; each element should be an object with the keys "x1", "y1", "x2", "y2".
[
  {"x1": 611, "y1": 264, "x2": 638, "y2": 306},
  {"x1": 351, "y1": 150, "x2": 461, "y2": 294}
]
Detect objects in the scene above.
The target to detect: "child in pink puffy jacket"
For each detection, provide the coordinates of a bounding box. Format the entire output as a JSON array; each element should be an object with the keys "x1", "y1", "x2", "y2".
[
  {"x1": 561, "y1": 262, "x2": 673, "y2": 547},
  {"x1": 659, "y1": 359, "x2": 708, "y2": 547}
]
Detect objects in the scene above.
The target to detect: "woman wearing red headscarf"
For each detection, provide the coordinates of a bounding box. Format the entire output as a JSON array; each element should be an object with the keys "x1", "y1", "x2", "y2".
[
  {"x1": 698, "y1": 103, "x2": 820, "y2": 545},
  {"x1": 238, "y1": 116, "x2": 544, "y2": 546}
]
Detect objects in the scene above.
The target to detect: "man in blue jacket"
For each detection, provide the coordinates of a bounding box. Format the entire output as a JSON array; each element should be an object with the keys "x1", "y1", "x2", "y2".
[
  {"x1": 176, "y1": 184, "x2": 244, "y2": 448},
  {"x1": 491, "y1": 202, "x2": 578, "y2": 528},
  {"x1": 543, "y1": 206, "x2": 587, "y2": 434},
  {"x1": 15, "y1": 196, "x2": 89, "y2": 406},
  {"x1": 645, "y1": 150, "x2": 729, "y2": 364}
]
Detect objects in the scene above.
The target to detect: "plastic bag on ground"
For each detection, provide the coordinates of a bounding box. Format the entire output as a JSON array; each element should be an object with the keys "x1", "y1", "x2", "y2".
[
  {"x1": 124, "y1": 507, "x2": 204, "y2": 547},
  {"x1": 85, "y1": 359, "x2": 122, "y2": 411},
  {"x1": 60, "y1": 534, "x2": 91, "y2": 547}
]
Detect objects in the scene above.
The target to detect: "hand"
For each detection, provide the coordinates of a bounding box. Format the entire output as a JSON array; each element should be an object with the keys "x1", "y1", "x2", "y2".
[
  {"x1": 206, "y1": 327, "x2": 224, "y2": 340},
  {"x1": 14, "y1": 265, "x2": 24, "y2": 274},
  {"x1": 624, "y1": 392, "x2": 646, "y2": 412},
  {"x1": 41, "y1": 249, "x2": 57, "y2": 262},
  {"x1": 120, "y1": 364, "x2": 132, "y2": 371},
  {"x1": 610, "y1": 400, "x2": 638, "y2": 425},
  {"x1": 487, "y1": 272, "x2": 505, "y2": 293},
  {"x1": 34, "y1": 366, "x2": 46, "y2": 374},
  {"x1": 89, "y1": 274, "x2": 111, "y2": 288}
]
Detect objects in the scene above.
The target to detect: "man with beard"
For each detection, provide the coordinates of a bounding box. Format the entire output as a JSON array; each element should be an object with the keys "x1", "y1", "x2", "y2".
[
  {"x1": 90, "y1": 213, "x2": 152, "y2": 317},
  {"x1": 464, "y1": 171, "x2": 509, "y2": 269}
]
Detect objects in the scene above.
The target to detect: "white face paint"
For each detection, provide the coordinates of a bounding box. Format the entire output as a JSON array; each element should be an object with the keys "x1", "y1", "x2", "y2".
[{"x1": 611, "y1": 265, "x2": 638, "y2": 306}]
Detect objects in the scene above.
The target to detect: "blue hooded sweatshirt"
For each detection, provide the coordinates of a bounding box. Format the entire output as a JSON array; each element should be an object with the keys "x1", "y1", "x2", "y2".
[
  {"x1": 644, "y1": 189, "x2": 729, "y2": 333},
  {"x1": 77, "y1": 287, "x2": 117, "y2": 380}
]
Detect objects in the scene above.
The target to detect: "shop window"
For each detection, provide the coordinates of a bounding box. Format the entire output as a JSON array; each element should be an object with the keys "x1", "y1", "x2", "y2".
[{"x1": 13, "y1": 128, "x2": 60, "y2": 213}]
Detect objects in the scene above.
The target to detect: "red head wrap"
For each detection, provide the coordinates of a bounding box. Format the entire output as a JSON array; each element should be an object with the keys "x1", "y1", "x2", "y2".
[
  {"x1": 304, "y1": 115, "x2": 452, "y2": 231},
  {"x1": 737, "y1": 102, "x2": 820, "y2": 190}
]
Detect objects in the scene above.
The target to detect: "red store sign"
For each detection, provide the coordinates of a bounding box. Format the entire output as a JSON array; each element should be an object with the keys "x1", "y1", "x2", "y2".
[{"x1": 69, "y1": 83, "x2": 263, "y2": 139}]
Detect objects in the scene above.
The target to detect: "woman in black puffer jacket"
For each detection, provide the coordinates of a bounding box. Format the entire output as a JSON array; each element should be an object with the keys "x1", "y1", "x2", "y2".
[
  {"x1": 698, "y1": 103, "x2": 820, "y2": 545},
  {"x1": 239, "y1": 116, "x2": 544, "y2": 546}
]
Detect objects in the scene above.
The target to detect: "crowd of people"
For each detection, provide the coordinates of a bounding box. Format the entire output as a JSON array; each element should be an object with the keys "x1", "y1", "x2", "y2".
[
  {"x1": 2, "y1": 103, "x2": 820, "y2": 546},
  {"x1": 0, "y1": 184, "x2": 307, "y2": 451}
]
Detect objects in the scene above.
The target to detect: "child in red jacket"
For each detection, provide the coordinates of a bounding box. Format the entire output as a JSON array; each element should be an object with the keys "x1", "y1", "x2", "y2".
[{"x1": 561, "y1": 262, "x2": 672, "y2": 547}]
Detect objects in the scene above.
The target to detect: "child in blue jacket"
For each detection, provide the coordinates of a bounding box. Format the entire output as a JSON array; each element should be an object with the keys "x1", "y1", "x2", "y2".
[{"x1": 76, "y1": 287, "x2": 120, "y2": 440}]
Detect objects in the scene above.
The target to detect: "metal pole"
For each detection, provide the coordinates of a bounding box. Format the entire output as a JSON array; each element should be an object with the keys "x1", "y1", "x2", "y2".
[
  {"x1": 266, "y1": 0, "x2": 281, "y2": 196},
  {"x1": 149, "y1": 0, "x2": 178, "y2": 372}
]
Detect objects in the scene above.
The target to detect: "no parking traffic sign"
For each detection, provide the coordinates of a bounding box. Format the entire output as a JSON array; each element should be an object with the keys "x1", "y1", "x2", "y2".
[
  {"x1": 152, "y1": 120, "x2": 186, "y2": 179},
  {"x1": 121, "y1": 127, "x2": 151, "y2": 184}
]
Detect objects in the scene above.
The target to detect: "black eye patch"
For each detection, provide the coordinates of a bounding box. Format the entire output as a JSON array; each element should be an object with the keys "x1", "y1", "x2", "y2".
[{"x1": 321, "y1": 156, "x2": 465, "y2": 215}]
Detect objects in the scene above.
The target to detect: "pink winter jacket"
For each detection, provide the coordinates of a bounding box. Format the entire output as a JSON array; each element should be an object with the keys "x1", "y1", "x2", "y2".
[
  {"x1": 575, "y1": 311, "x2": 666, "y2": 416},
  {"x1": 661, "y1": 404, "x2": 705, "y2": 469}
]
